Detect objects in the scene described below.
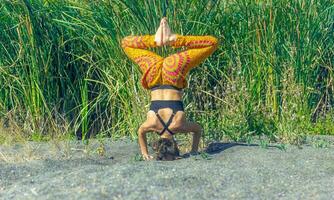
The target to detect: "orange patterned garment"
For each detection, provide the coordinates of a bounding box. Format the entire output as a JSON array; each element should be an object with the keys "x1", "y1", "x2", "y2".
[{"x1": 121, "y1": 35, "x2": 218, "y2": 89}]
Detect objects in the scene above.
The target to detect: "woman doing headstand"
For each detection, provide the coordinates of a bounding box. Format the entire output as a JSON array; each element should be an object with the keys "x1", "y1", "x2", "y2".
[{"x1": 122, "y1": 17, "x2": 218, "y2": 160}]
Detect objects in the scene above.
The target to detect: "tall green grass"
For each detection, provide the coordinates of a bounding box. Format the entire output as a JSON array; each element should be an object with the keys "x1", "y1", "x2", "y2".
[{"x1": 0, "y1": 0, "x2": 333, "y2": 144}]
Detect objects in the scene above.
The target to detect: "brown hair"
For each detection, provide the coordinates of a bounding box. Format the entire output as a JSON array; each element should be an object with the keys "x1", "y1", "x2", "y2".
[{"x1": 152, "y1": 138, "x2": 180, "y2": 161}]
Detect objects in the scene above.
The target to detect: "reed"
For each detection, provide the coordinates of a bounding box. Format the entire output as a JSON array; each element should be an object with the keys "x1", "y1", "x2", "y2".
[{"x1": 0, "y1": 0, "x2": 333, "y2": 144}]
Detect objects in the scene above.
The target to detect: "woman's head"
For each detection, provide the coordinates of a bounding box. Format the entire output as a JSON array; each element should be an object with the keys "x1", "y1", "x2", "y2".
[{"x1": 153, "y1": 138, "x2": 180, "y2": 161}]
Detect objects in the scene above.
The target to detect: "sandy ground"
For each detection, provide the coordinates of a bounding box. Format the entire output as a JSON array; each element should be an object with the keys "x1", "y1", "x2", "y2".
[{"x1": 0, "y1": 136, "x2": 334, "y2": 200}]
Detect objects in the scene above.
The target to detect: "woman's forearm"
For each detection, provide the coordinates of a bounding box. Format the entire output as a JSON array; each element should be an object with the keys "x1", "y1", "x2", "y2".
[
  {"x1": 138, "y1": 127, "x2": 149, "y2": 156},
  {"x1": 191, "y1": 124, "x2": 202, "y2": 153}
]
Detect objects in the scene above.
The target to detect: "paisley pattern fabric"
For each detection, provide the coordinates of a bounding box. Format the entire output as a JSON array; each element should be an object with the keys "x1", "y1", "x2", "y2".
[{"x1": 121, "y1": 34, "x2": 218, "y2": 89}]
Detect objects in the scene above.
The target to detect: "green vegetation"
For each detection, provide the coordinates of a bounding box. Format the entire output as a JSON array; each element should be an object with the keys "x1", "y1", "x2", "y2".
[
  {"x1": 312, "y1": 138, "x2": 331, "y2": 148},
  {"x1": 0, "y1": 0, "x2": 333, "y2": 144}
]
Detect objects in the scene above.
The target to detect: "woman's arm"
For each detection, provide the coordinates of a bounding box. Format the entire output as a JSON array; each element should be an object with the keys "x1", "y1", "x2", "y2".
[
  {"x1": 173, "y1": 121, "x2": 202, "y2": 153},
  {"x1": 188, "y1": 122, "x2": 202, "y2": 153},
  {"x1": 138, "y1": 123, "x2": 154, "y2": 160}
]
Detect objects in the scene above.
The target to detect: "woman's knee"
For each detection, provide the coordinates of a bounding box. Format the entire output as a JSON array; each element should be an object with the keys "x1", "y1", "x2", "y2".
[{"x1": 202, "y1": 35, "x2": 218, "y2": 46}]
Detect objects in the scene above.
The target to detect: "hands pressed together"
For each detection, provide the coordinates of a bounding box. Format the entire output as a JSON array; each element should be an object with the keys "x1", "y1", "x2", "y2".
[{"x1": 154, "y1": 17, "x2": 177, "y2": 46}]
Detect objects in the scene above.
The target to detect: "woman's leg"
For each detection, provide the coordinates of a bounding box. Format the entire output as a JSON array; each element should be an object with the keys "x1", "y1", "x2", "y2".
[
  {"x1": 122, "y1": 35, "x2": 162, "y2": 73},
  {"x1": 162, "y1": 35, "x2": 218, "y2": 87},
  {"x1": 121, "y1": 35, "x2": 164, "y2": 88}
]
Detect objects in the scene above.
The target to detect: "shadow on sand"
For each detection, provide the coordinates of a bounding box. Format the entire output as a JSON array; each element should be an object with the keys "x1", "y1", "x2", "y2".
[{"x1": 203, "y1": 142, "x2": 283, "y2": 155}]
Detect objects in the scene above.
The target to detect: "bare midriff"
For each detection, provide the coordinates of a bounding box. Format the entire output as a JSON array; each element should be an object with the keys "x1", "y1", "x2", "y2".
[{"x1": 150, "y1": 89, "x2": 183, "y2": 101}]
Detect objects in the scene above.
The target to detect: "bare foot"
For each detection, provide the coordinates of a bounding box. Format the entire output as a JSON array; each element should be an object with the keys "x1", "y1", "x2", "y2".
[
  {"x1": 154, "y1": 18, "x2": 165, "y2": 46},
  {"x1": 155, "y1": 17, "x2": 176, "y2": 46}
]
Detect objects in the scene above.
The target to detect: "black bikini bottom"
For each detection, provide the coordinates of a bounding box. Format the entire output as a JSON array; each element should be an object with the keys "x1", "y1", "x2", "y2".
[
  {"x1": 150, "y1": 100, "x2": 184, "y2": 113},
  {"x1": 150, "y1": 85, "x2": 183, "y2": 91}
]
